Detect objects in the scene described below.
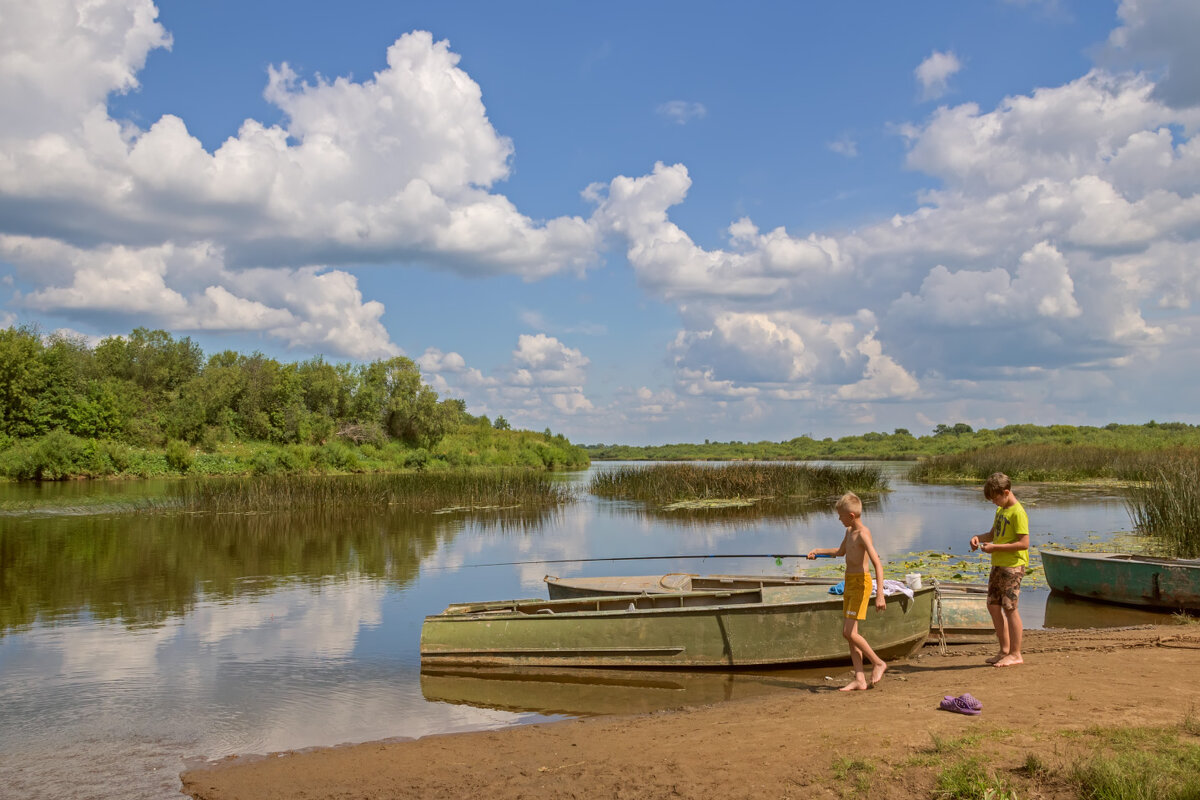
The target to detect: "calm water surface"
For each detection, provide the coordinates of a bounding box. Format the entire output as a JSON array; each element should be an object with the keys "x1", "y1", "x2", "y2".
[{"x1": 0, "y1": 463, "x2": 1151, "y2": 799}]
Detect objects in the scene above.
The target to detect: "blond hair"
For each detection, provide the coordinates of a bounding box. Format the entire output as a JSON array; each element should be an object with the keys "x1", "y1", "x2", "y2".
[{"x1": 835, "y1": 492, "x2": 863, "y2": 516}]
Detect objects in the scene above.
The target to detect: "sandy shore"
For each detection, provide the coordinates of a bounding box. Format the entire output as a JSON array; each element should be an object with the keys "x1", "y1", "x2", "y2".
[{"x1": 182, "y1": 625, "x2": 1200, "y2": 800}]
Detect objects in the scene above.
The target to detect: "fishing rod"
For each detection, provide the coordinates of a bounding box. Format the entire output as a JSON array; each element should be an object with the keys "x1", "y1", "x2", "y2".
[{"x1": 452, "y1": 553, "x2": 835, "y2": 569}]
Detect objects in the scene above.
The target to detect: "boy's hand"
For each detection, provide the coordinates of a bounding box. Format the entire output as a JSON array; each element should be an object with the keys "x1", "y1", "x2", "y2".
[
  {"x1": 981, "y1": 543, "x2": 994, "y2": 554},
  {"x1": 969, "y1": 536, "x2": 980, "y2": 551},
  {"x1": 875, "y1": 595, "x2": 886, "y2": 612},
  {"x1": 806, "y1": 549, "x2": 818, "y2": 560}
]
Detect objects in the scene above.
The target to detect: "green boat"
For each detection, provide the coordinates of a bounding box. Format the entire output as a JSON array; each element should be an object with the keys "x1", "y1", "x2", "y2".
[
  {"x1": 420, "y1": 584, "x2": 934, "y2": 668},
  {"x1": 545, "y1": 573, "x2": 992, "y2": 639},
  {"x1": 1040, "y1": 549, "x2": 1200, "y2": 611}
]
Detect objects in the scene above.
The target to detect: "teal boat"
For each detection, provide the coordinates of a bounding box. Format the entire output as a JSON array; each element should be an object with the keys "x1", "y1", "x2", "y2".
[
  {"x1": 420, "y1": 584, "x2": 934, "y2": 668},
  {"x1": 545, "y1": 573, "x2": 992, "y2": 639},
  {"x1": 1040, "y1": 549, "x2": 1200, "y2": 611}
]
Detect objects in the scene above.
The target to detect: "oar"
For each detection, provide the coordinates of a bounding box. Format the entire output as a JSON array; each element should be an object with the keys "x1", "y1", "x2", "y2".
[{"x1": 450, "y1": 553, "x2": 835, "y2": 569}]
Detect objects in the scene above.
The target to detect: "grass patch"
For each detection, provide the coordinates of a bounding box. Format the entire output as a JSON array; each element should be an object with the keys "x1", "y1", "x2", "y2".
[
  {"x1": 831, "y1": 756, "x2": 875, "y2": 793},
  {"x1": 1182, "y1": 707, "x2": 1200, "y2": 736},
  {"x1": 588, "y1": 462, "x2": 888, "y2": 507},
  {"x1": 171, "y1": 471, "x2": 576, "y2": 514},
  {"x1": 1060, "y1": 722, "x2": 1200, "y2": 800},
  {"x1": 934, "y1": 756, "x2": 1015, "y2": 799}
]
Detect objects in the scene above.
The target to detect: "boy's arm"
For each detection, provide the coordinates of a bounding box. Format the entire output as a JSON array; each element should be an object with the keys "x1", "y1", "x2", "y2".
[
  {"x1": 970, "y1": 530, "x2": 995, "y2": 550},
  {"x1": 807, "y1": 533, "x2": 849, "y2": 559},
  {"x1": 862, "y1": 529, "x2": 887, "y2": 610},
  {"x1": 983, "y1": 534, "x2": 1029, "y2": 553}
]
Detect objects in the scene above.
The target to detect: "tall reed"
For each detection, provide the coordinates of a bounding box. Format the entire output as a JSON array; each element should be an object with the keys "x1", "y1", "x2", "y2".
[
  {"x1": 1125, "y1": 455, "x2": 1200, "y2": 558},
  {"x1": 907, "y1": 444, "x2": 1192, "y2": 484},
  {"x1": 588, "y1": 462, "x2": 887, "y2": 504},
  {"x1": 175, "y1": 471, "x2": 575, "y2": 514}
]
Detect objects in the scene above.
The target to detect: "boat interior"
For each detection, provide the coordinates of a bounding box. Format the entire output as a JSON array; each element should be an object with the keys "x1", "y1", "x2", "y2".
[{"x1": 437, "y1": 583, "x2": 870, "y2": 617}]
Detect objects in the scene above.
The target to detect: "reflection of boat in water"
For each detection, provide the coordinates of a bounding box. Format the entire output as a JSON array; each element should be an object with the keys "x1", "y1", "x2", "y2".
[
  {"x1": 420, "y1": 665, "x2": 813, "y2": 716},
  {"x1": 1041, "y1": 549, "x2": 1200, "y2": 611},
  {"x1": 1041, "y1": 592, "x2": 1179, "y2": 629},
  {"x1": 420, "y1": 584, "x2": 934, "y2": 668},
  {"x1": 544, "y1": 573, "x2": 993, "y2": 640}
]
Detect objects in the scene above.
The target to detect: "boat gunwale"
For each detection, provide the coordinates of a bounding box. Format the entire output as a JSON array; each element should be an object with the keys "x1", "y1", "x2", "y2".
[
  {"x1": 1040, "y1": 548, "x2": 1200, "y2": 567},
  {"x1": 426, "y1": 586, "x2": 934, "y2": 622}
]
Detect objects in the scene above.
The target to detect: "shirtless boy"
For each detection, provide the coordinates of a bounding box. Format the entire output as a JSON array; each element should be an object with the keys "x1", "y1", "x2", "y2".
[{"x1": 807, "y1": 492, "x2": 887, "y2": 691}]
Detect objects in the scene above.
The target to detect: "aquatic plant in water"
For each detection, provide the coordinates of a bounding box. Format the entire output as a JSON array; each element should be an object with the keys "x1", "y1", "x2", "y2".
[
  {"x1": 174, "y1": 471, "x2": 576, "y2": 514},
  {"x1": 1125, "y1": 455, "x2": 1200, "y2": 558},
  {"x1": 588, "y1": 462, "x2": 887, "y2": 507}
]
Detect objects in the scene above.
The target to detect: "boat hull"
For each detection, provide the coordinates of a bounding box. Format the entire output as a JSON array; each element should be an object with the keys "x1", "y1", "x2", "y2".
[
  {"x1": 546, "y1": 573, "x2": 992, "y2": 638},
  {"x1": 1041, "y1": 549, "x2": 1200, "y2": 611},
  {"x1": 420, "y1": 585, "x2": 934, "y2": 668}
]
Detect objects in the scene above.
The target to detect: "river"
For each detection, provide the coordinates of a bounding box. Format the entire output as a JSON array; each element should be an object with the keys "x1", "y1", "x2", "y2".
[{"x1": 0, "y1": 462, "x2": 1157, "y2": 799}]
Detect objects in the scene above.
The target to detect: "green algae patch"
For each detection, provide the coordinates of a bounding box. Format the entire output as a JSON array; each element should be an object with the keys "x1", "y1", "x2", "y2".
[{"x1": 661, "y1": 497, "x2": 759, "y2": 510}]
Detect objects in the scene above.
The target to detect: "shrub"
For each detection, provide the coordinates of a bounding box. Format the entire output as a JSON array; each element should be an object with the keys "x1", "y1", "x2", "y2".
[
  {"x1": 317, "y1": 441, "x2": 362, "y2": 472},
  {"x1": 404, "y1": 448, "x2": 430, "y2": 470},
  {"x1": 165, "y1": 439, "x2": 194, "y2": 473},
  {"x1": 250, "y1": 449, "x2": 282, "y2": 475},
  {"x1": 0, "y1": 430, "x2": 87, "y2": 480}
]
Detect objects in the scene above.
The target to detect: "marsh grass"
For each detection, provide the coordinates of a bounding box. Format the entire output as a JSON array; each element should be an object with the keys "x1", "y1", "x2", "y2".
[
  {"x1": 1124, "y1": 454, "x2": 1200, "y2": 558},
  {"x1": 173, "y1": 471, "x2": 575, "y2": 514},
  {"x1": 588, "y1": 462, "x2": 887, "y2": 506},
  {"x1": 906, "y1": 444, "x2": 1200, "y2": 484}
]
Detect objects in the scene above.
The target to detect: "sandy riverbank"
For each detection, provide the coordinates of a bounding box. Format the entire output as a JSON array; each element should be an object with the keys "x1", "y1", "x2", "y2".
[{"x1": 182, "y1": 625, "x2": 1200, "y2": 800}]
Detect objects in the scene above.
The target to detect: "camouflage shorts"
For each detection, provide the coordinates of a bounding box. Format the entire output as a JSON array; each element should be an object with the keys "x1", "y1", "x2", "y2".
[{"x1": 987, "y1": 565, "x2": 1025, "y2": 611}]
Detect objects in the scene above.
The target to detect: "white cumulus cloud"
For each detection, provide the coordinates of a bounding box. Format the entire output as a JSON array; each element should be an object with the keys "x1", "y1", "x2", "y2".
[{"x1": 915, "y1": 50, "x2": 962, "y2": 101}]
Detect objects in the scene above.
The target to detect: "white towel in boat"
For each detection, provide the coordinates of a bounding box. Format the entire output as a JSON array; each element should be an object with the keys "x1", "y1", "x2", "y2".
[{"x1": 874, "y1": 579, "x2": 914, "y2": 600}]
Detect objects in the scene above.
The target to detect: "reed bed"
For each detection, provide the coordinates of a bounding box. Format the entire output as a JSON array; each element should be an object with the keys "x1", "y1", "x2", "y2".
[
  {"x1": 906, "y1": 443, "x2": 1196, "y2": 484},
  {"x1": 174, "y1": 470, "x2": 575, "y2": 514},
  {"x1": 1125, "y1": 454, "x2": 1200, "y2": 558},
  {"x1": 588, "y1": 462, "x2": 887, "y2": 504}
]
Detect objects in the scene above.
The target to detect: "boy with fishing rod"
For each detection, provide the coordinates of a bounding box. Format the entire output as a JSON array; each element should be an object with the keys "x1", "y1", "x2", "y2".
[
  {"x1": 807, "y1": 492, "x2": 888, "y2": 691},
  {"x1": 970, "y1": 472, "x2": 1029, "y2": 668}
]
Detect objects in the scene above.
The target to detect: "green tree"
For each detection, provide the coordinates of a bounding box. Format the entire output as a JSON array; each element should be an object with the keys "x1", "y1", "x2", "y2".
[
  {"x1": 0, "y1": 326, "x2": 49, "y2": 437},
  {"x1": 94, "y1": 328, "x2": 202, "y2": 397}
]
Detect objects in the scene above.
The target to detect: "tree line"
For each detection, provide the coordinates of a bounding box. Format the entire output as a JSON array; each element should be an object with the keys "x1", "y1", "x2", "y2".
[
  {"x1": 584, "y1": 421, "x2": 1200, "y2": 462},
  {"x1": 0, "y1": 326, "x2": 588, "y2": 477},
  {"x1": 0, "y1": 326, "x2": 477, "y2": 449}
]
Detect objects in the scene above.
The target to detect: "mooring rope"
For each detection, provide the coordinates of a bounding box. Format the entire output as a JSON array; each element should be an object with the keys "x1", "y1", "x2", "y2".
[{"x1": 933, "y1": 578, "x2": 948, "y2": 655}]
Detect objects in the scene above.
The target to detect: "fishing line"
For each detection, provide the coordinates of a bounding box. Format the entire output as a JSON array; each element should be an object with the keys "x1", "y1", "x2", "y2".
[{"x1": 423, "y1": 552, "x2": 835, "y2": 571}]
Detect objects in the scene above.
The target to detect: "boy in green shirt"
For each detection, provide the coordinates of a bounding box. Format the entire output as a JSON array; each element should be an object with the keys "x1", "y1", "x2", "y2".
[{"x1": 969, "y1": 472, "x2": 1029, "y2": 667}]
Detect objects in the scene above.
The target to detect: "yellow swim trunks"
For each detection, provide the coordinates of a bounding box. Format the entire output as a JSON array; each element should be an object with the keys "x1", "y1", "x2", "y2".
[{"x1": 843, "y1": 572, "x2": 872, "y2": 620}]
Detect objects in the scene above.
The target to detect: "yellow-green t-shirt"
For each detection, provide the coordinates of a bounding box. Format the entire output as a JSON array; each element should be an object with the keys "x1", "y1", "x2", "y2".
[{"x1": 990, "y1": 502, "x2": 1029, "y2": 568}]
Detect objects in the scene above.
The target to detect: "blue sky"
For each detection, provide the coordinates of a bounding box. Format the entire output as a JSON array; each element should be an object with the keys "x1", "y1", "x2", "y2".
[{"x1": 3, "y1": 0, "x2": 1200, "y2": 444}]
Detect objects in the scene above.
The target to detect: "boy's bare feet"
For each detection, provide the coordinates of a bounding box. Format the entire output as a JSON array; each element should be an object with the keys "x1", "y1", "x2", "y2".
[
  {"x1": 840, "y1": 678, "x2": 869, "y2": 692},
  {"x1": 993, "y1": 654, "x2": 1023, "y2": 667},
  {"x1": 871, "y1": 662, "x2": 887, "y2": 686},
  {"x1": 985, "y1": 652, "x2": 1008, "y2": 664}
]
